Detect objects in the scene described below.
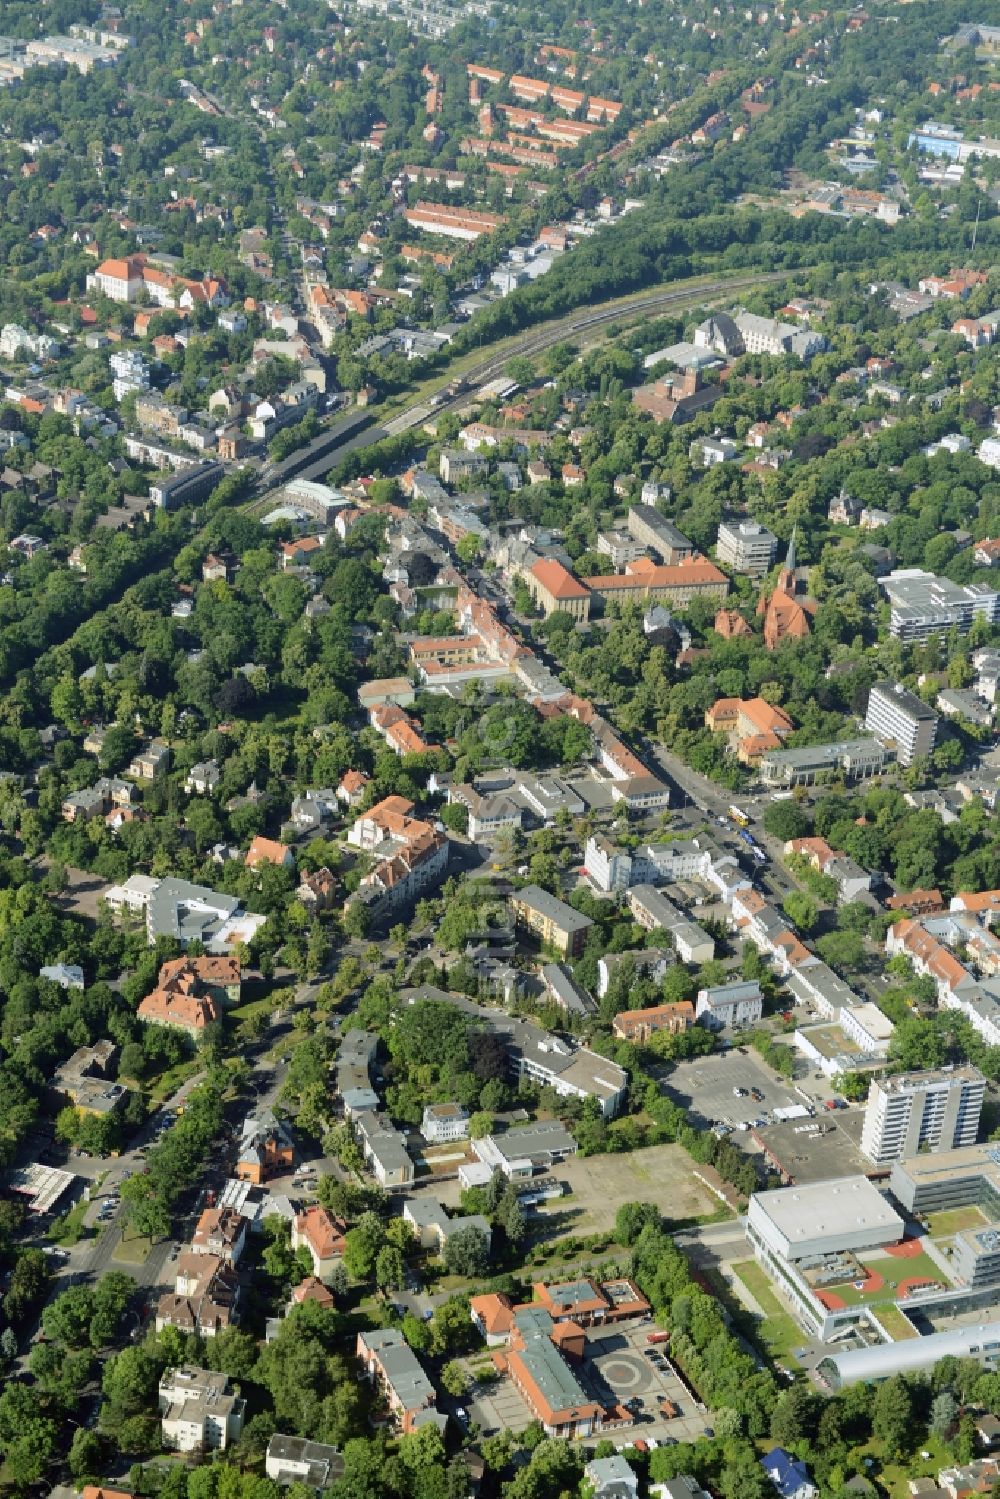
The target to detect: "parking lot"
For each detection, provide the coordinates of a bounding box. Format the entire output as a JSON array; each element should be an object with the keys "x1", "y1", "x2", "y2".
[
  {"x1": 661, "y1": 1048, "x2": 805, "y2": 1133},
  {"x1": 585, "y1": 1324, "x2": 712, "y2": 1445}
]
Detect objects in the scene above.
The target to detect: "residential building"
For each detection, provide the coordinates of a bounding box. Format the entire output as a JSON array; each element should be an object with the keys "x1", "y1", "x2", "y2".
[
  {"x1": 265, "y1": 1436, "x2": 344, "y2": 1490},
  {"x1": 246, "y1": 835, "x2": 295, "y2": 871},
  {"x1": 585, "y1": 1455, "x2": 639, "y2": 1499},
  {"x1": 345, "y1": 795, "x2": 448, "y2": 922},
  {"x1": 159, "y1": 1366, "x2": 245, "y2": 1453},
  {"x1": 447, "y1": 783, "x2": 522, "y2": 843},
  {"x1": 103, "y1": 873, "x2": 266, "y2": 951},
  {"x1": 149, "y1": 461, "x2": 226, "y2": 510},
  {"x1": 421, "y1": 1103, "x2": 469, "y2": 1143},
  {"x1": 626, "y1": 506, "x2": 694, "y2": 564},
  {"x1": 541, "y1": 963, "x2": 596, "y2": 1017},
  {"x1": 716, "y1": 519, "x2": 779, "y2": 578},
  {"x1": 696, "y1": 980, "x2": 763, "y2": 1031},
  {"x1": 612, "y1": 1002, "x2": 695, "y2": 1042},
  {"x1": 191, "y1": 1208, "x2": 247, "y2": 1264},
  {"x1": 860, "y1": 1066, "x2": 985, "y2": 1165},
  {"x1": 403, "y1": 201, "x2": 503, "y2": 240},
  {"x1": 356, "y1": 1328, "x2": 445, "y2": 1434},
  {"x1": 355, "y1": 1112, "x2": 415, "y2": 1189},
  {"x1": 291, "y1": 1206, "x2": 347, "y2": 1280},
  {"x1": 864, "y1": 681, "x2": 939, "y2": 766},
  {"x1": 625, "y1": 885, "x2": 715, "y2": 963},
  {"x1": 235, "y1": 1109, "x2": 295, "y2": 1184},
  {"x1": 402, "y1": 1198, "x2": 492, "y2": 1255},
  {"x1": 760, "y1": 1448, "x2": 817, "y2": 1499},
  {"x1": 509, "y1": 885, "x2": 593, "y2": 957},
  {"x1": 137, "y1": 955, "x2": 240, "y2": 1038},
  {"x1": 650, "y1": 1480, "x2": 713, "y2": 1499},
  {"x1": 156, "y1": 1253, "x2": 240, "y2": 1338},
  {"x1": 185, "y1": 760, "x2": 220, "y2": 795},
  {"x1": 881, "y1": 569, "x2": 1000, "y2": 642}
]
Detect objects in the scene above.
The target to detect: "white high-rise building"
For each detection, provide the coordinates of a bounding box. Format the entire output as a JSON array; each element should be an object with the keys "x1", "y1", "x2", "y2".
[
  {"x1": 860, "y1": 1066, "x2": 985, "y2": 1166},
  {"x1": 864, "y1": 681, "x2": 939, "y2": 766}
]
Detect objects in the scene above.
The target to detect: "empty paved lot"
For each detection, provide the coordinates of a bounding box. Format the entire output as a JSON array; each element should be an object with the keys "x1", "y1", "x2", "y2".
[{"x1": 548, "y1": 1145, "x2": 719, "y2": 1234}]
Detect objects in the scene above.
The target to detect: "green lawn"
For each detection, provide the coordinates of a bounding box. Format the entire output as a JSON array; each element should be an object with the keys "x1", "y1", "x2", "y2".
[
  {"x1": 871, "y1": 1303, "x2": 919, "y2": 1341},
  {"x1": 112, "y1": 1233, "x2": 152, "y2": 1265},
  {"x1": 731, "y1": 1260, "x2": 803, "y2": 1361},
  {"x1": 926, "y1": 1205, "x2": 989, "y2": 1236}
]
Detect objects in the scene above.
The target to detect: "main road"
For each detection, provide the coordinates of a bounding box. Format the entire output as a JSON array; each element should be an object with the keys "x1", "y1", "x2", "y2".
[{"x1": 262, "y1": 267, "x2": 795, "y2": 487}]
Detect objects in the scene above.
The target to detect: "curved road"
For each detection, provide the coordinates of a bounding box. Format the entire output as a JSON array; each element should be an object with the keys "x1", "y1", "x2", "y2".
[{"x1": 264, "y1": 267, "x2": 794, "y2": 486}]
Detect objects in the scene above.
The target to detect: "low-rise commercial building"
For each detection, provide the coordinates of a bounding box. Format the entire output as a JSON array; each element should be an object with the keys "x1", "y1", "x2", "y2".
[
  {"x1": 758, "y1": 736, "x2": 889, "y2": 787},
  {"x1": 881, "y1": 569, "x2": 1000, "y2": 642}
]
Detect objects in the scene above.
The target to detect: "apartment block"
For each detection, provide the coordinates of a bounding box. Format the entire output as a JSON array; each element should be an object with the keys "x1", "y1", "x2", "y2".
[
  {"x1": 626, "y1": 505, "x2": 694, "y2": 564},
  {"x1": 159, "y1": 1366, "x2": 245, "y2": 1453},
  {"x1": 860, "y1": 1066, "x2": 985, "y2": 1165},
  {"x1": 356, "y1": 1328, "x2": 445, "y2": 1434},
  {"x1": 864, "y1": 681, "x2": 939, "y2": 766},
  {"x1": 625, "y1": 885, "x2": 715, "y2": 963},
  {"x1": 715, "y1": 519, "x2": 778, "y2": 578},
  {"x1": 509, "y1": 885, "x2": 593, "y2": 957},
  {"x1": 881, "y1": 569, "x2": 1000, "y2": 642}
]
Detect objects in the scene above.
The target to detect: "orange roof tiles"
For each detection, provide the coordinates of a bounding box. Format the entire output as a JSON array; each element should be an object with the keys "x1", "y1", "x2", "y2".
[
  {"x1": 529, "y1": 558, "x2": 590, "y2": 600},
  {"x1": 246, "y1": 835, "x2": 292, "y2": 869}
]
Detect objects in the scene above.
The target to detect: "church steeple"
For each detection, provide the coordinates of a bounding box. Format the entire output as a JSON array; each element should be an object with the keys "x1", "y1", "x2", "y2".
[{"x1": 778, "y1": 526, "x2": 797, "y2": 595}]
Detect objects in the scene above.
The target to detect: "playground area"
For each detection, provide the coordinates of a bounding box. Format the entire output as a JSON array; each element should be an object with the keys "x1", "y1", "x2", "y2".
[{"x1": 812, "y1": 1239, "x2": 950, "y2": 1312}]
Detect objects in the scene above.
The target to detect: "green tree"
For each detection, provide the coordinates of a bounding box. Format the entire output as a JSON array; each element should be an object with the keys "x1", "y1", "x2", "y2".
[
  {"x1": 441, "y1": 1360, "x2": 468, "y2": 1398},
  {"x1": 374, "y1": 1245, "x2": 405, "y2": 1291},
  {"x1": 782, "y1": 891, "x2": 819, "y2": 933},
  {"x1": 872, "y1": 1375, "x2": 913, "y2": 1461},
  {"x1": 343, "y1": 1212, "x2": 385, "y2": 1282},
  {"x1": 442, "y1": 1225, "x2": 489, "y2": 1277}
]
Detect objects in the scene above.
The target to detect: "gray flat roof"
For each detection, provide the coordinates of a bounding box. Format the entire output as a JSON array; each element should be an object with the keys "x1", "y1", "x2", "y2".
[
  {"x1": 761, "y1": 736, "x2": 886, "y2": 769},
  {"x1": 752, "y1": 1175, "x2": 902, "y2": 1244}
]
